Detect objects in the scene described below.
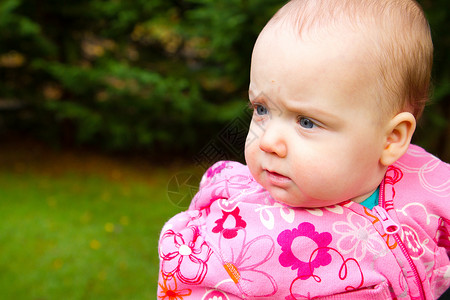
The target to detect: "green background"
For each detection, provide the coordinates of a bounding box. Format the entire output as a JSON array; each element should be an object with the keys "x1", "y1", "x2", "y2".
[
  {"x1": 0, "y1": 0, "x2": 448, "y2": 161},
  {"x1": 0, "y1": 0, "x2": 448, "y2": 299}
]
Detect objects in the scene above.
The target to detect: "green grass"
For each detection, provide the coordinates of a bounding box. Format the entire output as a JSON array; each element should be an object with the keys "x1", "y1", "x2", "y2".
[{"x1": 0, "y1": 149, "x2": 197, "y2": 299}]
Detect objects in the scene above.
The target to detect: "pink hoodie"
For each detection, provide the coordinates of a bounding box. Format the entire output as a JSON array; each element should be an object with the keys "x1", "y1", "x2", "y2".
[{"x1": 158, "y1": 145, "x2": 450, "y2": 299}]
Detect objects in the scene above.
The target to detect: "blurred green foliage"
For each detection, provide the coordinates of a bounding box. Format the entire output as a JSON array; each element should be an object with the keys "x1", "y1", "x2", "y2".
[
  {"x1": 0, "y1": 0, "x2": 448, "y2": 161},
  {"x1": 414, "y1": 0, "x2": 450, "y2": 161}
]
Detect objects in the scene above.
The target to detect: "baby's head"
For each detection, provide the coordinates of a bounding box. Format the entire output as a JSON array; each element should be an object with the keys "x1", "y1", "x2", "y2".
[{"x1": 244, "y1": 0, "x2": 433, "y2": 208}]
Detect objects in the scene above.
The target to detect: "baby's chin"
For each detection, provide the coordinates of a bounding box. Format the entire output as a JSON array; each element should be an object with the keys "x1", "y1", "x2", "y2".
[
  {"x1": 265, "y1": 189, "x2": 305, "y2": 208},
  {"x1": 252, "y1": 173, "x2": 340, "y2": 208},
  {"x1": 267, "y1": 190, "x2": 341, "y2": 208}
]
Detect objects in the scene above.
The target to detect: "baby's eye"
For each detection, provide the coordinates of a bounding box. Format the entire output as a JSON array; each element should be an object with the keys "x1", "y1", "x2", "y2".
[
  {"x1": 254, "y1": 104, "x2": 269, "y2": 116},
  {"x1": 298, "y1": 117, "x2": 316, "y2": 129}
]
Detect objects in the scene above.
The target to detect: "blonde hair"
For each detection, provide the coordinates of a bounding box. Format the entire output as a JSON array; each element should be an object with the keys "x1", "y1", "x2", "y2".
[{"x1": 265, "y1": 0, "x2": 433, "y2": 119}]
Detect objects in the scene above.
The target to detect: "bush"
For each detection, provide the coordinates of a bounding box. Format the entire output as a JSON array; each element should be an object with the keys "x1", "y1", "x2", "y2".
[{"x1": 0, "y1": 0, "x2": 448, "y2": 161}]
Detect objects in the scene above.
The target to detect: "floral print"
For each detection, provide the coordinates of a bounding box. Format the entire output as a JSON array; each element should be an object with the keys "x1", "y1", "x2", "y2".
[
  {"x1": 206, "y1": 161, "x2": 228, "y2": 179},
  {"x1": 158, "y1": 145, "x2": 450, "y2": 299},
  {"x1": 395, "y1": 146, "x2": 450, "y2": 197},
  {"x1": 437, "y1": 218, "x2": 450, "y2": 249},
  {"x1": 217, "y1": 229, "x2": 278, "y2": 297},
  {"x1": 201, "y1": 289, "x2": 230, "y2": 300},
  {"x1": 212, "y1": 207, "x2": 247, "y2": 239},
  {"x1": 396, "y1": 202, "x2": 443, "y2": 259},
  {"x1": 402, "y1": 224, "x2": 425, "y2": 259},
  {"x1": 305, "y1": 204, "x2": 345, "y2": 217},
  {"x1": 431, "y1": 266, "x2": 450, "y2": 296},
  {"x1": 256, "y1": 198, "x2": 295, "y2": 230},
  {"x1": 159, "y1": 226, "x2": 212, "y2": 285},
  {"x1": 158, "y1": 275, "x2": 192, "y2": 299},
  {"x1": 333, "y1": 212, "x2": 387, "y2": 261},
  {"x1": 278, "y1": 222, "x2": 332, "y2": 279}
]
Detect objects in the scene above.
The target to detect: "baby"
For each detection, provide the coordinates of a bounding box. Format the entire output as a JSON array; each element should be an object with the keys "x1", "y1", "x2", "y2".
[{"x1": 158, "y1": 0, "x2": 450, "y2": 299}]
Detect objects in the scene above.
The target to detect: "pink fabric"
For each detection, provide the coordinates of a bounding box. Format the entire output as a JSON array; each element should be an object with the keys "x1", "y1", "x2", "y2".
[{"x1": 158, "y1": 145, "x2": 450, "y2": 299}]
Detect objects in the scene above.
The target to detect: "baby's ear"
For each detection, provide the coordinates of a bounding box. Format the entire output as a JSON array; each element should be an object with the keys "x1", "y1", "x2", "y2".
[{"x1": 380, "y1": 112, "x2": 416, "y2": 166}]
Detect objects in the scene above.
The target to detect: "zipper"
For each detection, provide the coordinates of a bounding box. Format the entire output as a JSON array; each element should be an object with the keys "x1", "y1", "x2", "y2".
[
  {"x1": 373, "y1": 206, "x2": 400, "y2": 234},
  {"x1": 374, "y1": 179, "x2": 426, "y2": 300}
]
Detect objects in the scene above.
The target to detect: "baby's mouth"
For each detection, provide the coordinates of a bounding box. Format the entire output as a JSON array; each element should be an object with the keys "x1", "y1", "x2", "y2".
[{"x1": 265, "y1": 169, "x2": 291, "y2": 186}]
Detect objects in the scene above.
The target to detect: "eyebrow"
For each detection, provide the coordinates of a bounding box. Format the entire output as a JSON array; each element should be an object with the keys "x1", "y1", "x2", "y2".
[
  {"x1": 287, "y1": 102, "x2": 338, "y2": 120},
  {"x1": 250, "y1": 91, "x2": 335, "y2": 116},
  {"x1": 248, "y1": 89, "x2": 264, "y2": 101},
  {"x1": 248, "y1": 91, "x2": 278, "y2": 107}
]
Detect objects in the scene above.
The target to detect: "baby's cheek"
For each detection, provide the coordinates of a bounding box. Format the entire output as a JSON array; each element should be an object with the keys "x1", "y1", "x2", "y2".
[
  {"x1": 244, "y1": 133, "x2": 261, "y2": 163},
  {"x1": 244, "y1": 143, "x2": 254, "y2": 167}
]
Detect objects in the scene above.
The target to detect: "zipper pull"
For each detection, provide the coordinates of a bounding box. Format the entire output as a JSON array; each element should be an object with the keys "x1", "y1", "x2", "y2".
[{"x1": 373, "y1": 206, "x2": 400, "y2": 235}]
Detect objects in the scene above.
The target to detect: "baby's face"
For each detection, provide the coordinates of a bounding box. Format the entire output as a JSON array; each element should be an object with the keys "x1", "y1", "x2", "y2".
[{"x1": 245, "y1": 27, "x2": 389, "y2": 208}]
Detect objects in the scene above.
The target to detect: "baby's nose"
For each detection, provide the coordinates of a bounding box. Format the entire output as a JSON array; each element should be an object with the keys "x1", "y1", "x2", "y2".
[{"x1": 259, "y1": 122, "x2": 287, "y2": 157}]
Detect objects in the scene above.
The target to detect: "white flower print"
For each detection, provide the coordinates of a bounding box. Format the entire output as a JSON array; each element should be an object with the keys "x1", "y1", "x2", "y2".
[
  {"x1": 201, "y1": 289, "x2": 230, "y2": 300},
  {"x1": 333, "y1": 212, "x2": 387, "y2": 261},
  {"x1": 255, "y1": 195, "x2": 295, "y2": 230},
  {"x1": 306, "y1": 205, "x2": 344, "y2": 217}
]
